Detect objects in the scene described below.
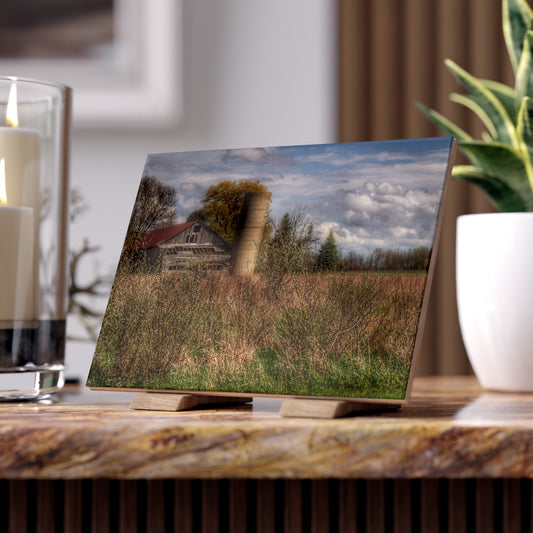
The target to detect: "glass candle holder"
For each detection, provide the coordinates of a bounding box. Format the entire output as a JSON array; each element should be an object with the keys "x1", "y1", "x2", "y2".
[{"x1": 0, "y1": 76, "x2": 71, "y2": 400}]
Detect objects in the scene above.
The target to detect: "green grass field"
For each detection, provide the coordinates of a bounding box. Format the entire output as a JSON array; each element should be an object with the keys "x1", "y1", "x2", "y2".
[{"x1": 87, "y1": 268, "x2": 426, "y2": 399}]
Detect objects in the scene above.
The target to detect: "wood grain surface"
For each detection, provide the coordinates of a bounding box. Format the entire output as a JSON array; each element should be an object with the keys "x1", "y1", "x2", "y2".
[{"x1": 0, "y1": 376, "x2": 532, "y2": 479}]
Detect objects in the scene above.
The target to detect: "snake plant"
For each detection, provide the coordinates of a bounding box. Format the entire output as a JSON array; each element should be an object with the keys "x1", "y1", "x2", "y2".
[{"x1": 417, "y1": 0, "x2": 533, "y2": 212}]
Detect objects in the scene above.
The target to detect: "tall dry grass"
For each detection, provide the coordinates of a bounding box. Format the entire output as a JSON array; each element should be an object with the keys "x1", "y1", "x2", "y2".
[{"x1": 87, "y1": 265, "x2": 426, "y2": 399}]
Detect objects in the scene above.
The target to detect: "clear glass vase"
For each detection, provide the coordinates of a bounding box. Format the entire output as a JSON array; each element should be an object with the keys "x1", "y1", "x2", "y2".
[{"x1": 0, "y1": 76, "x2": 71, "y2": 400}]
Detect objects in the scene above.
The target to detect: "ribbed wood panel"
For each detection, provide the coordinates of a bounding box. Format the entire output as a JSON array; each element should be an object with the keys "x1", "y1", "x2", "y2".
[
  {"x1": 338, "y1": 0, "x2": 516, "y2": 375},
  {"x1": 1, "y1": 478, "x2": 530, "y2": 532}
]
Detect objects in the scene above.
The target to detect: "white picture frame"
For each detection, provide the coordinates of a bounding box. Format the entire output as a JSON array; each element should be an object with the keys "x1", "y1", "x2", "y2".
[{"x1": 0, "y1": 0, "x2": 182, "y2": 129}]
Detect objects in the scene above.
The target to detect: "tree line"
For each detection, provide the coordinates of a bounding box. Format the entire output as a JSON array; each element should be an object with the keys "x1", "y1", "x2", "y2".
[
  {"x1": 126, "y1": 176, "x2": 430, "y2": 273},
  {"x1": 263, "y1": 207, "x2": 430, "y2": 273},
  {"x1": 342, "y1": 246, "x2": 430, "y2": 272}
]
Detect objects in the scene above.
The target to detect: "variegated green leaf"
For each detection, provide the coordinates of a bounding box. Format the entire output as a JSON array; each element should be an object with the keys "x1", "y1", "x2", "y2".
[
  {"x1": 516, "y1": 31, "x2": 533, "y2": 103},
  {"x1": 517, "y1": 96, "x2": 533, "y2": 142},
  {"x1": 457, "y1": 140, "x2": 533, "y2": 210},
  {"x1": 415, "y1": 102, "x2": 473, "y2": 140},
  {"x1": 452, "y1": 164, "x2": 526, "y2": 211},
  {"x1": 503, "y1": 0, "x2": 533, "y2": 73},
  {"x1": 445, "y1": 59, "x2": 519, "y2": 147},
  {"x1": 481, "y1": 131, "x2": 494, "y2": 143},
  {"x1": 480, "y1": 79, "x2": 518, "y2": 121},
  {"x1": 516, "y1": 96, "x2": 533, "y2": 190},
  {"x1": 450, "y1": 93, "x2": 497, "y2": 139},
  {"x1": 416, "y1": 101, "x2": 484, "y2": 170}
]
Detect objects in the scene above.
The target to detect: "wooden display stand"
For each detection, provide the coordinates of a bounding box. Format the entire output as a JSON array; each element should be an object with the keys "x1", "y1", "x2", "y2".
[
  {"x1": 279, "y1": 399, "x2": 401, "y2": 419},
  {"x1": 130, "y1": 393, "x2": 253, "y2": 412},
  {"x1": 129, "y1": 393, "x2": 400, "y2": 418}
]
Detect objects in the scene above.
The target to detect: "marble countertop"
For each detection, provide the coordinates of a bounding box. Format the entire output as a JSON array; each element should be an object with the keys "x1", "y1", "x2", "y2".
[{"x1": 1, "y1": 376, "x2": 532, "y2": 479}]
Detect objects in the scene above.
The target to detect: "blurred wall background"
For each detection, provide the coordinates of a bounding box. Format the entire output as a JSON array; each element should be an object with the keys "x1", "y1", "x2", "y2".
[{"x1": 3, "y1": 0, "x2": 513, "y2": 380}]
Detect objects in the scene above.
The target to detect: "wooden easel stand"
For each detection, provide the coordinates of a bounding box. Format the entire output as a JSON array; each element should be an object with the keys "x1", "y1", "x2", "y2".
[
  {"x1": 279, "y1": 399, "x2": 400, "y2": 418},
  {"x1": 130, "y1": 392, "x2": 400, "y2": 418},
  {"x1": 129, "y1": 393, "x2": 252, "y2": 412}
]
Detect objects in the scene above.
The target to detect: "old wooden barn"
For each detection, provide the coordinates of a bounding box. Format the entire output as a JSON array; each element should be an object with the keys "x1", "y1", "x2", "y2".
[{"x1": 132, "y1": 220, "x2": 231, "y2": 271}]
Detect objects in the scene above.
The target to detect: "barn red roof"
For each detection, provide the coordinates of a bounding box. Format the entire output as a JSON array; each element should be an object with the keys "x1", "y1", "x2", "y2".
[{"x1": 132, "y1": 221, "x2": 197, "y2": 250}]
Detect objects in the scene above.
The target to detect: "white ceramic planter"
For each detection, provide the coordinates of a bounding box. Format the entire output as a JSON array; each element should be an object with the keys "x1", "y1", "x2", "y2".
[{"x1": 456, "y1": 213, "x2": 533, "y2": 392}]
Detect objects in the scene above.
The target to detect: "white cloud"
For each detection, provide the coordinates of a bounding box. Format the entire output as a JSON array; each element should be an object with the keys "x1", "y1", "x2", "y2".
[{"x1": 143, "y1": 139, "x2": 451, "y2": 257}]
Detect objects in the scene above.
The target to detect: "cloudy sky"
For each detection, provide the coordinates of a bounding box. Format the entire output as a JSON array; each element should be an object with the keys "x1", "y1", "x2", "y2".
[{"x1": 142, "y1": 137, "x2": 454, "y2": 256}]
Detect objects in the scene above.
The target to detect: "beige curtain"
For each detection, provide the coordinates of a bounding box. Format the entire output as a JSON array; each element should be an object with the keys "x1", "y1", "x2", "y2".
[{"x1": 338, "y1": 0, "x2": 514, "y2": 375}]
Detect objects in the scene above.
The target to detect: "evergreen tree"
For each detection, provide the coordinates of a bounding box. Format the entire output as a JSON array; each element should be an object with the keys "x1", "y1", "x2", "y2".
[
  {"x1": 316, "y1": 230, "x2": 339, "y2": 271},
  {"x1": 264, "y1": 207, "x2": 315, "y2": 273},
  {"x1": 271, "y1": 213, "x2": 293, "y2": 245}
]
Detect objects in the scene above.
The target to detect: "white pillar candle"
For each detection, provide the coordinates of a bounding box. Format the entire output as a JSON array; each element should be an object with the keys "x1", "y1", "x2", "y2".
[
  {"x1": 0, "y1": 127, "x2": 41, "y2": 207},
  {"x1": 0, "y1": 95, "x2": 41, "y2": 318},
  {"x1": 0, "y1": 203, "x2": 34, "y2": 323},
  {"x1": 0, "y1": 155, "x2": 35, "y2": 325}
]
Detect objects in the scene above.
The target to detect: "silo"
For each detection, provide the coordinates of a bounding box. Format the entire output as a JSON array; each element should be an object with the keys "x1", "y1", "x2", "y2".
[{"x1": 230, "y1": 191, "x2": 271, "y2": 275}]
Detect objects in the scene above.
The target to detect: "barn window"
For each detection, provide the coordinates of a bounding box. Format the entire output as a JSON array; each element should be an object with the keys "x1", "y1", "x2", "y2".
[
  {"x1": 193, "y1": 224, "x2": 201, "y2": 233},
  {"x1": 186, "y1": 234, "x2": 198, "y2": 243}
]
